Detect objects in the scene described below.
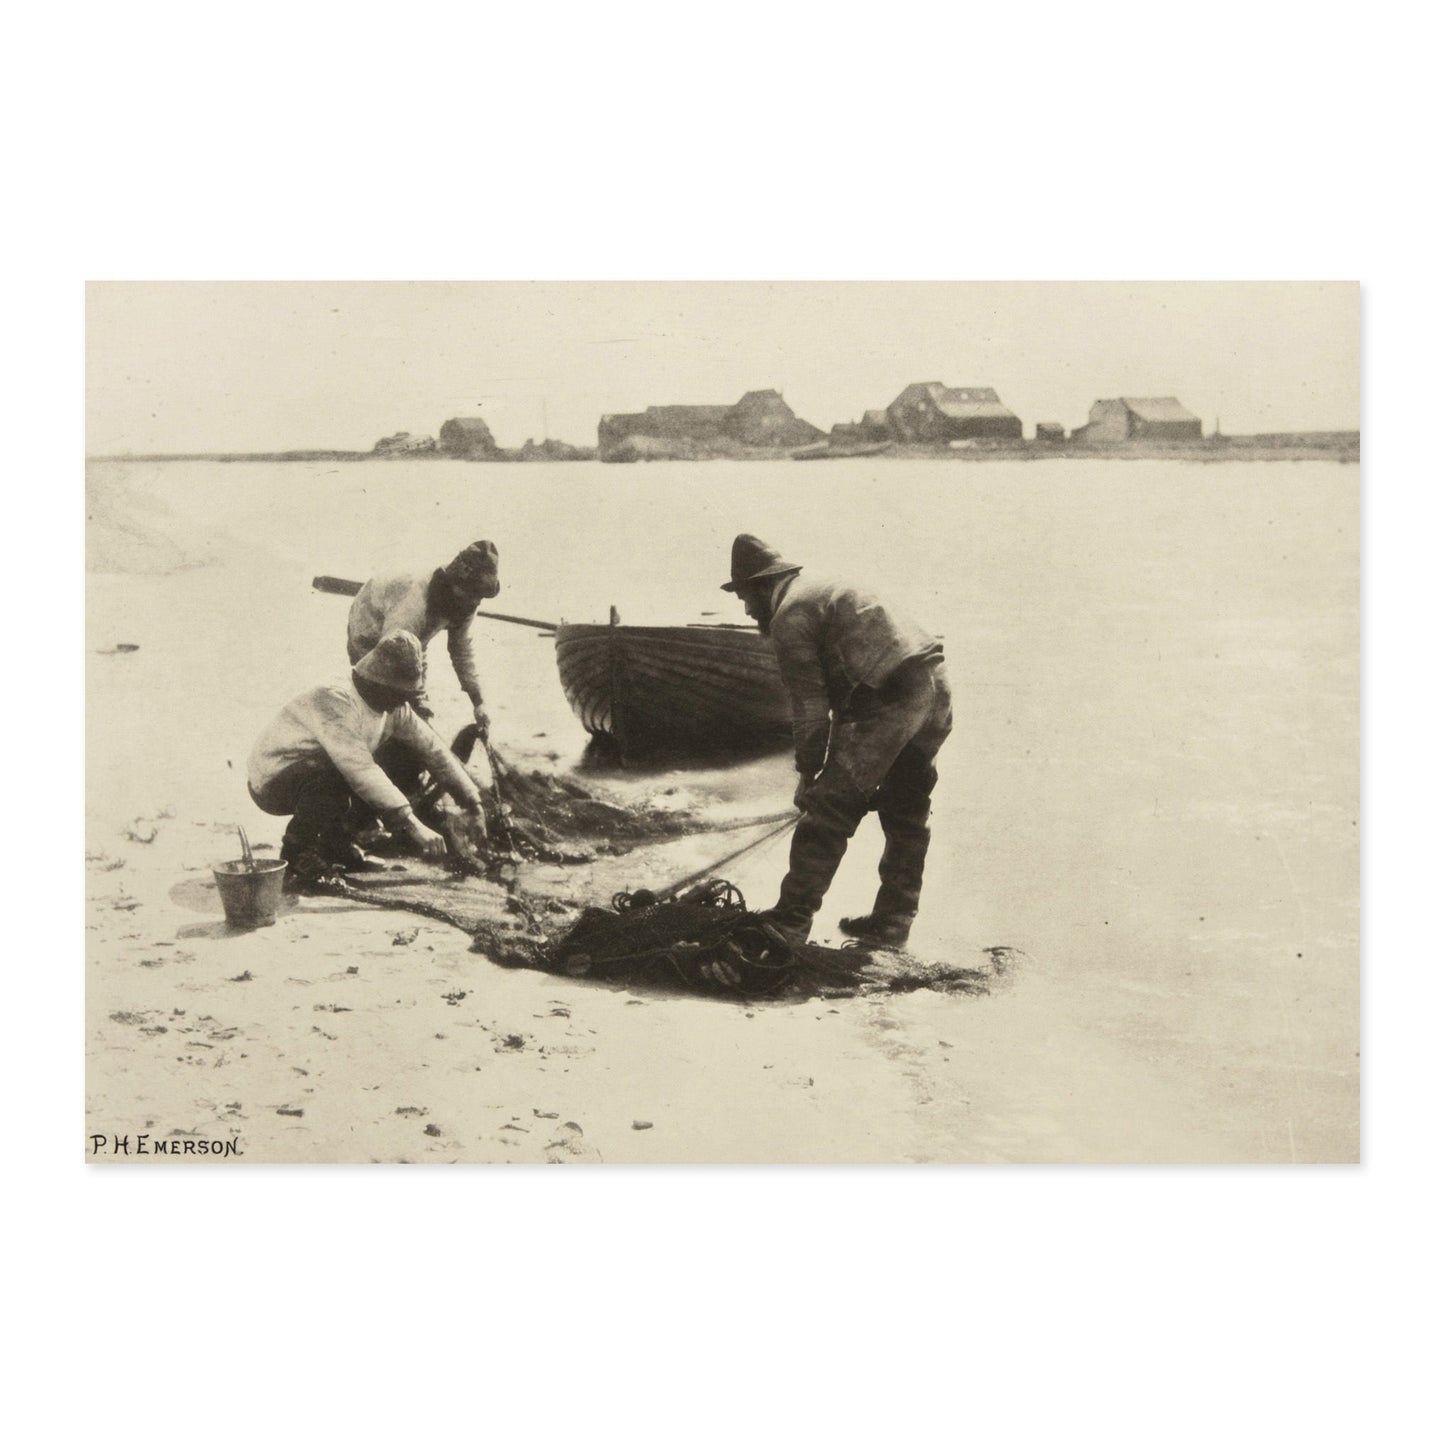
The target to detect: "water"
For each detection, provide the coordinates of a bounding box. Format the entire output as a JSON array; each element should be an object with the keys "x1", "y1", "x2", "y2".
[{"x1": 86, "y1": 455, "x2": 1359, "y2": 1160}]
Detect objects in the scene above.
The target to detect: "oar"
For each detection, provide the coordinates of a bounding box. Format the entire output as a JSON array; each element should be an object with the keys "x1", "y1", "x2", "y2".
[{"x1": 311, "y1": 575, "x2": 558, "y2": 634}]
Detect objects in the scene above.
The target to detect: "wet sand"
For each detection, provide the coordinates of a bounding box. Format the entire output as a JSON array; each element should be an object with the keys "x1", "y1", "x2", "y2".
[{"x1": 85, "y1": 457, "x2": 1359, "y2": 1163}]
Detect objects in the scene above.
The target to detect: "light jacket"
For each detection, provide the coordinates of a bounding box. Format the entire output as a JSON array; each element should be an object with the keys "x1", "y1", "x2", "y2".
[
  {"x1": 247, "y1": 677, "x2": 483, "y2": 816},
  {"x1": 347, "y1": 571, "x2": 483, "y2": 703},
  {"x1": 767, "y1": 573, "x2": 942, "y2": 769}
]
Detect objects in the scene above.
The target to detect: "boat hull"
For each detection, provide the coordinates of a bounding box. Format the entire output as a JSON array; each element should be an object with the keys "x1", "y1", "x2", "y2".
[
  {"x1": 791, "y1": 440, "x2": 894, "y2": 460},
  {"x1": 554, "y1": 623, "x2": 792, "y2": 756}
]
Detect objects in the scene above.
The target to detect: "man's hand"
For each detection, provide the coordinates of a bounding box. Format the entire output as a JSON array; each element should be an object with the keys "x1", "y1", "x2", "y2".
[
  {"x1": 405, "y1": 818, "x2": 447, "y2": 862},
  {"x1": 439, "y1": 800, "x2": 488, "y2": 858},
  {"x1": 793, "y1": 774, "x2": 812, "y2": 810},
  {"x1": 795, "y1": 722, "x2": 830, "y2": 780},
  {"x1": 471, "y1": 702, "x2": 491, "y2": 741}
]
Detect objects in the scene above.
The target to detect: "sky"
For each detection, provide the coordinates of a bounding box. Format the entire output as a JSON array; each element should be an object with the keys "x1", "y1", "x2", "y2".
[{"x1": 86, "y1": 281, "x2": 1359, "y2": 454}]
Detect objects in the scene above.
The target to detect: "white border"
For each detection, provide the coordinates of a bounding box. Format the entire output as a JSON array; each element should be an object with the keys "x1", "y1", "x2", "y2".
[{"x1": 15, "y1": 4, "x2": 1439, "y2": 1438}]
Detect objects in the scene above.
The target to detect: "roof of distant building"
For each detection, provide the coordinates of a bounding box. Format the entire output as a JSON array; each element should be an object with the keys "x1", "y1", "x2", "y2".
[
  {"x1": 925, "y1": 383, "x2": 1017, "y2": 421},
  {"x1": 1119, "y1": 397, "x2": 1199, "y2": 422},
  {"x1": 646, "y1": 404, "x2": 732, "y2": 422}
]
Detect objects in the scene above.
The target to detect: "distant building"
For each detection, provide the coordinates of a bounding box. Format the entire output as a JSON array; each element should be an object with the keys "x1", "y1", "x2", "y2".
[
  {"x1": 439, "y1": 417, "x2": 502, "y2": 458},
  {"x1": 598, "y1": 406, "x2": 725, "y2": 455},
  {"x1": 1071, "y1": 398, "x2": 1202, "y2": 444},
  {"x1": 517, "y1": 437, "x2": 597, "y2": 462},
  {"x1": 372, "y1": 431, "x2": 437, "y2": 455},
  {"x1": 723, "y1": 390, "x2": 825, "y2": 448},
  {"x1": 885, "y1": 383, "x2": 1023, "y2": 443},
  {"x1": 1035, "y1": 422, "x2": 1065, "y2": 443},
  {"x1": 598, "y1": 389, "x2": 822, "y2": 460},
  {"x1": 860, "y1": 409, "x2": 892, "y2": 442}
]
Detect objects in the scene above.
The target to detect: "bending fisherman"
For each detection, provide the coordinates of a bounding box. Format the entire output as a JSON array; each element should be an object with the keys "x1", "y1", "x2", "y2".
[
  {"x1": 721, "y1": 534, "x2": 952, "y2": 948},
  {"x1": 347, "y1": 539, "x2": 501, "y2": 736}
]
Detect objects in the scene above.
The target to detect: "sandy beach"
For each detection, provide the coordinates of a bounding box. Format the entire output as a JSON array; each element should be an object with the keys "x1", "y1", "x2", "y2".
[{"x1": 85, "y1": 455, "x2": 1359, "y2": 1163}]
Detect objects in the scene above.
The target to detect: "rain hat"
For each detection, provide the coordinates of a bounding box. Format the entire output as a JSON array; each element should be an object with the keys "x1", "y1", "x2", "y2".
[
  {"x1": 720, "y1": 534, "x2": 802, "y2": 593},
  {"x1": 353, "y1": 630, "x2": 425, "y2": 695},
  {"x1": 442, "y1": 540, "x2": 501, "y2": 599}
]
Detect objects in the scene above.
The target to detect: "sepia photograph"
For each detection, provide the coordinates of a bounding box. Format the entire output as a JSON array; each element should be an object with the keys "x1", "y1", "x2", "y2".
[{"x1": 85, "y1": 279, "x2": 1360, "y2": 1165}]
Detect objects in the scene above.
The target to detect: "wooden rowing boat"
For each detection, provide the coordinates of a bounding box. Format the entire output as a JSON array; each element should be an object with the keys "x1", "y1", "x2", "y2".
[{"x1": 554, "y1": 619, "x2": 791, "y2": 756}]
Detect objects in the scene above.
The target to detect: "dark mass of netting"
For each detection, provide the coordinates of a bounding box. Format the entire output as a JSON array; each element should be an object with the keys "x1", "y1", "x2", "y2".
[
  {"x1": 540, "y1": 881, "x2": 1003, "y2": 1000},
  {"x1": 548, "y1": 880, "x2": 798, "y2": 996}
]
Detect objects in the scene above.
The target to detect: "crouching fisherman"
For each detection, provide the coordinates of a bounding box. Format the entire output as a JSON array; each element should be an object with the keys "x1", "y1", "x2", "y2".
[
  {"x1": 722, "y1": 534, "x2": 952, "y2": 949},
  {"x1": 247, "y1": 629, "x2": 485, "y2": 887}
]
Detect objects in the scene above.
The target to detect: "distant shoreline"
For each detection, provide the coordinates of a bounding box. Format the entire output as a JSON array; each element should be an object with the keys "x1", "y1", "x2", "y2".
[{"x1": 88, "y1": 433, "x2": 1360, "y2": 466}]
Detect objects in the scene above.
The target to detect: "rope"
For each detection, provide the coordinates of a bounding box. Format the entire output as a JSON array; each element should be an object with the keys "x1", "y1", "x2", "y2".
[
  {"x1": 654, "y1": 814, "x2": 799, "y2": 902},
  {"x1": 480, "y1": 735, "x2": 523, "y2": 858},
  {"x1": 310, "y1": 875, "x2": 473, "y2": 933}
]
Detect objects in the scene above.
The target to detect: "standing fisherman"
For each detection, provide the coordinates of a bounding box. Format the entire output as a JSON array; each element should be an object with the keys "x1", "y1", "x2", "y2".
[
  {"x1": 347, "y1": 540, "x2": 501, "y2": 734},
  {"x1": 721, "y1": 534, "x2": 952, "y2": 948}
]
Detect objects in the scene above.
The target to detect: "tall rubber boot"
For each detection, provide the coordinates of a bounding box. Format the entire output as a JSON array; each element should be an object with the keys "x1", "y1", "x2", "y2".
[
  {"x1": 863, "y1": 746, "x2": 938, "y2": 941},
  {"x1": 870, "y1": 819, "x2": 930, "y2": 936},
  {"x1": 281, "y1": 771, "x2": 356, "y2": 882},
  {"x1": 769, "y1": 780, "x2": 869, "y2": 943}
]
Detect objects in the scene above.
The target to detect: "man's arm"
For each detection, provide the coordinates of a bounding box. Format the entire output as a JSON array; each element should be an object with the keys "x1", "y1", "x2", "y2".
[
  {"x1": 446, "y1": 617, "x2": 490, "y2": 732},
  {"x1": 769, "y1": 605, "x2": 832, "y2": 780},
  {"x1": 394, "y1": 708, "x2": 485, "y2": 812},
  {"x1": 309, "y1": 692, "x2": 411, "y2": 814}
]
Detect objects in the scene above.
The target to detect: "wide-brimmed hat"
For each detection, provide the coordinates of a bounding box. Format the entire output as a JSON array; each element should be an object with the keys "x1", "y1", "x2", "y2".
[
  {"x1": 443, "y1": 540, "x2": 501, "y2": 598},
  {"x1": 720, "y1": 534, "x2": 802, "y2": 593},
  {"x1": 353, "y1": 630, "x2": 425, "y2": 695}
]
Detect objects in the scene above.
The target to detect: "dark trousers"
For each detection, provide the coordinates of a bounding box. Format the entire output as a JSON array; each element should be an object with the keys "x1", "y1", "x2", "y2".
[
  {"x1": 250, "y1": 762, "x2": 359, "y2": 864},
  {"x1": 775, "y1": 658, "x2": 952, "y2": 935},
  {"x1": 250, "y1": 743, "x2": 431, "y2": 858},
  {"x1": 373, "y1": 739, "x2": 423, "y2": 802}
]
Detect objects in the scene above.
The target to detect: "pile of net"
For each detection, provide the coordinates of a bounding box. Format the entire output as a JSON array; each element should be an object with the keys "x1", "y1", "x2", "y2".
[{"x1": 537, "y1": 882, "x2": 1008, "y2": 999}]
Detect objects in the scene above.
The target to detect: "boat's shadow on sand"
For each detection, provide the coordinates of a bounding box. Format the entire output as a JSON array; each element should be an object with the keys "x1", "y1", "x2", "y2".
[{"x1": 574, "y1": 735, "x2": 790, "y2": 777}]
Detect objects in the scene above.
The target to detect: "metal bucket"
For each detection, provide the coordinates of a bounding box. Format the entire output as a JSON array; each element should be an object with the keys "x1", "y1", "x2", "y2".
[{"x1": 212, "y1": 859, "x2": 288, "y2": 928}]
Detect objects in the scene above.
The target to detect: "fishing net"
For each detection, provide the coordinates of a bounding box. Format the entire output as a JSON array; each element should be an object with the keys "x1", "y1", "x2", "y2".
[
  {"x1": 542, "y1": 885, "x2": 1005, "y2": 998},
  {"x1": 311, "y1": 731, "x2": 1016, "y2": 1001},
  {"x1": 323, "y1": 865, "x2": 1011, "y2": 1001},
  {"x1": 442, "y1": 731, "x2": 699, "y2": 863},
  {"x1": 547, "y1": 884, "x2": 796, "y2": 996}
]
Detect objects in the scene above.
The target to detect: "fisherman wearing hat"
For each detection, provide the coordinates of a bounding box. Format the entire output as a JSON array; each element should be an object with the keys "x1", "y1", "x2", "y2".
[
  {"x1": 248, "y1": 629, "x2": 485, "y2": 886},
  {"x1": 347, "y1": 540, "x2": 501, "y2": 734},
  {"x1": 722, "y1": 534, "x2": 952, "y2": 948}
]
